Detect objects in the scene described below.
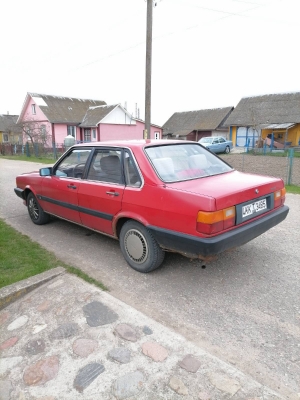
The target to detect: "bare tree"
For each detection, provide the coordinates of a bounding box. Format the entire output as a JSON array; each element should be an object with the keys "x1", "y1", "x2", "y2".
[{"x1": 18, "y1": 119, "x2": 51, "y2": 146}]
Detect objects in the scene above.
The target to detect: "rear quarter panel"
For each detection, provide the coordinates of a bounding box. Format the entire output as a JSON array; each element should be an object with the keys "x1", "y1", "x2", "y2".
[{"x1": 120, "y1": 182, "x2": 215, "y2": 237}]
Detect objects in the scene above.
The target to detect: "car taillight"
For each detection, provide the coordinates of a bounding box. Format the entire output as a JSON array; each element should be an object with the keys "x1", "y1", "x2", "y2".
[
  {"x1": 274, "y1": 188, "x2": 286, "y2": 208},
  {"x1": 197, "y1": 206, "x2": 236, "y2": 235}
]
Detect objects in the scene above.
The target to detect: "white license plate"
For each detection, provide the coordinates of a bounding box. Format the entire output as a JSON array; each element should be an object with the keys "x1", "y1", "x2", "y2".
[{"x1": 242, "y1": 199, "x2": 267, "y2": 218}]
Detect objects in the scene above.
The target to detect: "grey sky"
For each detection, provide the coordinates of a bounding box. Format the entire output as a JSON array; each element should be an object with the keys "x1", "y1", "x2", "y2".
[{"x1": 1, "y1": 0, "x2": 299, "y2": 126}]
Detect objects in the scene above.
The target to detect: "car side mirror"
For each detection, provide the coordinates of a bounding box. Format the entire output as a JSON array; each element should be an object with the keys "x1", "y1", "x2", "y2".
[{"x1": 39, "y1": 167, "x2": 53, "y2": 176}]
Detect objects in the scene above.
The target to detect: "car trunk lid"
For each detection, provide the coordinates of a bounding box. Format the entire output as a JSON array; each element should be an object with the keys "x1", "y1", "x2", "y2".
[{"x1": 166, "y1": 170, "x2": 283, "y2": 210}]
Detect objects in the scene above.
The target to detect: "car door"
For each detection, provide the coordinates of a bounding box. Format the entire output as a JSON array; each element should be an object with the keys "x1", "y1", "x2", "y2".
[
  {"x1": 78, "y1": 148, "x2": 125, "y2": 235},
  {"x1": 40, "y1": 148, "x2": 92, "y2": 224},
  {"x1": 218, "y1": 137, "x2": 226, "y2": 152},
  {"x1": 210, "y1": 138, "x2": 220, "y2": 153}
]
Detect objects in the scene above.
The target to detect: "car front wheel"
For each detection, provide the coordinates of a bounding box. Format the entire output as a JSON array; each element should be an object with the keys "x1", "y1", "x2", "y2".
[
  {"x1": 224, "y1": 146, "x2": 230, "y2": 154},
  {"x1": 119, "y1": 220, "x2": 165, "y2": 273},
  {"x1": 27, "y1": 192, "x2": 50, "y2": 225}
]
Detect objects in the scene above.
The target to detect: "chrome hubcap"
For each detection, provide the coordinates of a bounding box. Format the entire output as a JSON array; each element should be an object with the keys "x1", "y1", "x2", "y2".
[{"x1": 124, "y1": 229, "x2": 148, "y2": 264}]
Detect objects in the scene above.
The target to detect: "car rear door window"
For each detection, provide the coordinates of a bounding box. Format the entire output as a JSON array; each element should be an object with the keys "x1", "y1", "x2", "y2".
[{"x1": 124, "y1": 151, "x2": 142, "y2": 187}]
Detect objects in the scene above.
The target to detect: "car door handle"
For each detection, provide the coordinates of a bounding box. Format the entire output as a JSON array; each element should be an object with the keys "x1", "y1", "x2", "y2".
[
  {"x1": 67, "y1": 184, "x2": 77, "y2": 189},
  {"x1": 106, "y1": 191, "x2": 119, "y2": 196}
]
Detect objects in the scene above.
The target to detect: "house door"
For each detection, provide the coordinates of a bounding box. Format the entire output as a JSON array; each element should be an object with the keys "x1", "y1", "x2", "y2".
[{"x1": 84, "y1": 129, "x2": 91, "y2": 142}]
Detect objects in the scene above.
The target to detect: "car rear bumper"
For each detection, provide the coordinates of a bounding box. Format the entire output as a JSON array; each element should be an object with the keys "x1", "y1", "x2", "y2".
[{"x1": 148, "y1": 205, "x2": 289, "y2": 260}]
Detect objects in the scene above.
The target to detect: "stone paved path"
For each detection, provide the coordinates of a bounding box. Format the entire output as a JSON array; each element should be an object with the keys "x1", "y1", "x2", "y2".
[{"x1": 0, "y1": 273, "x2": 284, "y2": 399}]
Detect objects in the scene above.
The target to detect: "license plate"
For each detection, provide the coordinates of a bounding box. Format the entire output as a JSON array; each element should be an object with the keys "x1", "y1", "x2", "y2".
[{"x1": 242, "y1": 199, "x2": 267, "y2": 218}]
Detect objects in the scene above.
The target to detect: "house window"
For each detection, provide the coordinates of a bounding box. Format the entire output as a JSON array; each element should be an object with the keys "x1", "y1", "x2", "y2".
[
  {"x1": 84, "y1": 129, "x2": 91, "y2": 142},
  {"x1": 92, "y1": 129, "x2": 96, "y2": 140},
  {"x1": 32, "y1": 104, "x2": 36, "y2": 115},
  {"x1": 67, "y1": 126, "x2": 76, "y2": 138},
  {"x1": 154, "y1": 132, "x2": 160, "y2": 140},
  {"x1": 3, "y1": 134, "x2": 8, "y2": 142}
]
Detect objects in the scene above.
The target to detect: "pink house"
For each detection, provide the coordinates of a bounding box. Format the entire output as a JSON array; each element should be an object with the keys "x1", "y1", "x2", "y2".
[{"x1": 17, "y1": 93, "x2": 162, "y2": 146}]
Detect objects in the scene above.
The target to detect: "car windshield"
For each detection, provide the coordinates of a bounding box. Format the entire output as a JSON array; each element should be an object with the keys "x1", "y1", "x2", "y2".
[
  {"x1": 200, "y1": 137, "x2": 213, "y2": 144},
  {"x1": 145, "y1": 143, "x2": 233, "y2": 182}
]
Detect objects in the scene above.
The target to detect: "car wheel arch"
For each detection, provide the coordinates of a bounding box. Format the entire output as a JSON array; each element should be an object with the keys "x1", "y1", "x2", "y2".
[
  {"x1": 24, "y1": 188, "x2": 34, "y2": 203},
  {"x1": 115, "y1": 214, "x2": 150, "y2": 238}
]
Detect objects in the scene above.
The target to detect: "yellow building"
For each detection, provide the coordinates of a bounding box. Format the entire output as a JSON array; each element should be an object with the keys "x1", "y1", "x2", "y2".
[{"x1": 224, "y1": 93, "x2": 300, "y2": 148}]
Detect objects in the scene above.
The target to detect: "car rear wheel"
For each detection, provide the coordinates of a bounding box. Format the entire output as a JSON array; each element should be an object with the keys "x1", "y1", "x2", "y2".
[
  {"x1": 120, "y1": 220, "x2": 165, "y2": 273},
  {"x1": 224, "y1": 146, "x2": 230, "y2": 154},
  {"x1": 27, "y1": 192, "x2": 50, "y2": 225}
]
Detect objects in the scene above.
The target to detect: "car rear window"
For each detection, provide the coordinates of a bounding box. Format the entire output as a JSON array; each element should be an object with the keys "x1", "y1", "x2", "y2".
[{"x1": 145, "y1": 143, "x2": 233, "y2": 182}]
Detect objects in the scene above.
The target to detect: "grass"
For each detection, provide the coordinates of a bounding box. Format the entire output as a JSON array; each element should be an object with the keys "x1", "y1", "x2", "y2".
[
  {"x1": 0, "y1": 219, "x2": 107, "y2": 291},
  {"x1": 1, "y1": 154, "x2": 57, "y2": 164},
  {"x1": 285, "y1": 185, "x2": 300, "y2": 194},
  {"x1": 245, "y1": 149, "x2": 300, "y2": 157}
]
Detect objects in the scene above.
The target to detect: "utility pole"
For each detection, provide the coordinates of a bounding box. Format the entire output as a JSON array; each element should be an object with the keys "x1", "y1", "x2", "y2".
[{"x1": 144, "y1": 0, "x2": 153, "y2": 139}]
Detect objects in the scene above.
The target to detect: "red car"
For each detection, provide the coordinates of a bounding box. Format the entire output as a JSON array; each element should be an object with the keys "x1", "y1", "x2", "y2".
[{"x1": 14, "y1": 140, "x2": 289, "y2": 273}]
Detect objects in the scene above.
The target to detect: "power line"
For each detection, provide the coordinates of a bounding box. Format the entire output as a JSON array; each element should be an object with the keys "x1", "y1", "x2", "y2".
[{"x1": 68, "y1": 0, "x2": 292, "y2": 73}]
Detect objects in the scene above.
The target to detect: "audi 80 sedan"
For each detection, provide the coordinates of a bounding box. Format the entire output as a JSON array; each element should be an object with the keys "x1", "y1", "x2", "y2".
[{"x1": 14, "y1": 140, "x2": 289, "y2": 273}]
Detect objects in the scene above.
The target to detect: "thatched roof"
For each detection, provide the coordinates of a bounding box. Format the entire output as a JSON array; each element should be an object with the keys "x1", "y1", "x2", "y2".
[
  {"x1": 0, "y1": 115, "x2": 21, "y2": 132},
  {"x1": 162, "y1": 107, "x2": 233, "y2": 136},
  {"x1": 224, "y1": 92, "x2": 300, "y2": 127}
]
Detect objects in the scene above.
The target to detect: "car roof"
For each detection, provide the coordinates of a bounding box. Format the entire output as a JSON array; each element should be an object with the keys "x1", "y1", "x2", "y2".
[{"x1": 73, "y1": 139, "x2": 197, "y2": 149}]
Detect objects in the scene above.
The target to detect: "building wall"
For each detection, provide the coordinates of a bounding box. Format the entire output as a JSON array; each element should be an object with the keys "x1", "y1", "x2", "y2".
[
  {"x1": 22, "y1": 98, "x2": 52, "y2": 145},
  {"x1": 211, "y1": 129, "x2": 229, "y2": 139},
  {"x1": 261, "y1": 125, "x2": 300, "y2": 146},
  {"x1": 99, "y1": 120, "x2": 162, "y2": 141},
  {"x1": 101, "y1": 107, "x2": 136, "y2": 125},
  {"x1": 230, "y1": 125, "x2": 300, "y2": 147},
  {"x1": 231, "y1": 126, "x2": 237, "y2": 146},
  {"x1": 24, "y1": 97, "x2": 48, "y2": 122}
]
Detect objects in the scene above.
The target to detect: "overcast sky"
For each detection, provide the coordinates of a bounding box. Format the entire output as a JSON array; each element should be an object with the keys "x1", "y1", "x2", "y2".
[{"x1": 1, "y1": 0, "x2": 299, "y2": 126}]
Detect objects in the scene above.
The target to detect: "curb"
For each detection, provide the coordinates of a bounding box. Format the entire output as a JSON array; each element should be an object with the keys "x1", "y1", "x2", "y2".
[{"x1": 0, "y1": 267, "x2": 65, "y2": 311}]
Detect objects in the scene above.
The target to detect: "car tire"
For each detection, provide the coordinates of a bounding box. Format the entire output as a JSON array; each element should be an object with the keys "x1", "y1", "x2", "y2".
[
  {"x1": 224, "y1": 146, "x2": 230, "y2": 154},
  {"x1": 119, "y1": 220, "x2": 165, "y2": 273},
  {"x1": 27, "y1": 192, "x2": 50, "y2": 225}
]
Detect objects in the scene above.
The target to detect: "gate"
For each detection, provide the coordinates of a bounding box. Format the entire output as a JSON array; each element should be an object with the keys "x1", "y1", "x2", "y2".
[{"x1": 236, "y1": 127, "x2": 259, "y2": 148}]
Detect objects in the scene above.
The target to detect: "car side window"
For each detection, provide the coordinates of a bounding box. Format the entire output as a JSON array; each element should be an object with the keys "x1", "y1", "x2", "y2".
[
  {"x1": 87, "y1": 149, "x2": 123, "y2": 184},
  {"x1": 124, "y1": 151, "x2": 142, "y2": 187},
  {"x1": 55, "y1": 149, "x2": 92, "y2": 178},
  {"x1": 212, "y1": 139, "x2": 219, "y2": 144},
  {"x1": 219, "y1": 138, "x2": 226, "y2": 143}
]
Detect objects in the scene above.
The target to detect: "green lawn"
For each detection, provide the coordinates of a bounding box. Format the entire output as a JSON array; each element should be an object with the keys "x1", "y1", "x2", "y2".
[
  {"x1": 1, "y1": 155, "x2": 56, "y2": 164},
  {"x1": 285, "y1": 185, "x2": 300, "y2": 195},
  {"x1": 0, "y1": 219, "x2": 107, "y2": 290}
]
